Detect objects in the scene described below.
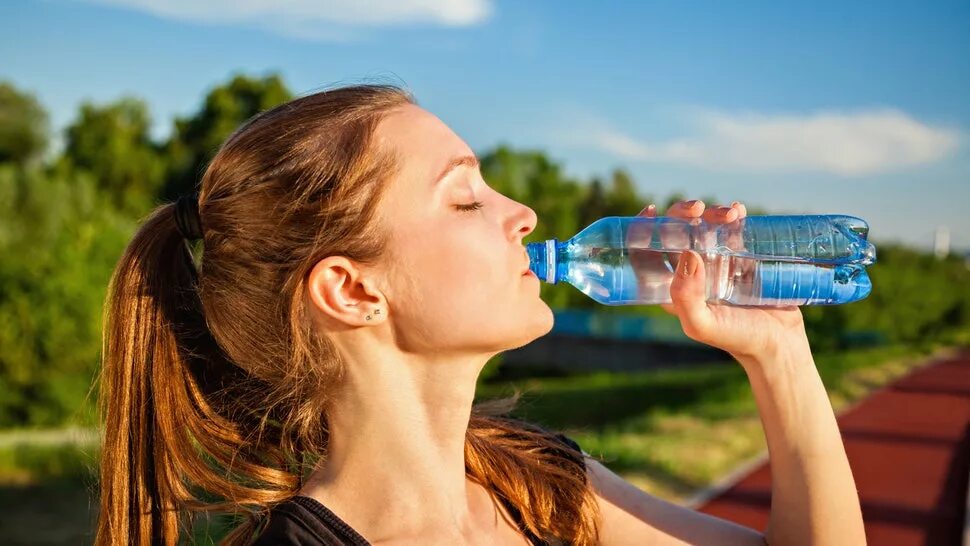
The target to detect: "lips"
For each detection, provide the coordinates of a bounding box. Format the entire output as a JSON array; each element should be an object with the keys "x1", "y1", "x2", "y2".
[{"x1": 522, "y1": 257, "x2": 532, "y2": 275}]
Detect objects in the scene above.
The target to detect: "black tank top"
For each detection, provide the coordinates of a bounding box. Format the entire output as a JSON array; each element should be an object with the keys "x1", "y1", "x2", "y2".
[{"x1": 251, "y1": 433, "x2": 583, "y2": 546}]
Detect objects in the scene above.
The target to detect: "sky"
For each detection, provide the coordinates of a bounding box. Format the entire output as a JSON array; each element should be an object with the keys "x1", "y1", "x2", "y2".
[{"x1": 2, "y1": 0, "x2": 968, "y2": 251}]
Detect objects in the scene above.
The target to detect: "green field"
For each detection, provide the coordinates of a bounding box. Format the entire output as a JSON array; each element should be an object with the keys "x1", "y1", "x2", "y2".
[{"x1": 479, "y1": 343, "x2": 952, "y2": 500}]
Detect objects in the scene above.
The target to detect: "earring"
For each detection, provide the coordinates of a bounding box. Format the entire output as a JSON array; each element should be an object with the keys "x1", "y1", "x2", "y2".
[{"x1": 366, "y1": 309, "x2": 380, "y2": 321}]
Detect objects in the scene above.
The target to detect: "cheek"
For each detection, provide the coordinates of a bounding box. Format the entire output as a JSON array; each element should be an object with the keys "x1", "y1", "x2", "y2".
[
  {"x1": 422, "y1": 234, "x2": 506, "y2": 303},
  {"x1": 392, "y1": 231, "x2": 508, "y2": 317}
]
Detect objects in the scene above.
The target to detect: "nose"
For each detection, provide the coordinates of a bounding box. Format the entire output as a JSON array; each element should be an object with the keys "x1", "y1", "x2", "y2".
[{"x1": 512, "y1": 202, "x2": 538, "y2": 243}]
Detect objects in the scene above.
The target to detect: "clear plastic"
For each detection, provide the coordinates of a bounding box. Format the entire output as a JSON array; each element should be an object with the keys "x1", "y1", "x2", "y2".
[{"x1": 526, "y1": 215, "x2": 877, "y2": 306}]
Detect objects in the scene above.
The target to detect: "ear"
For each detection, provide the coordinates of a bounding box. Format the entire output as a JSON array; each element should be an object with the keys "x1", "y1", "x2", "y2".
[{"x1": 306, "y1": 256, "x2": 385, "y2": 326}]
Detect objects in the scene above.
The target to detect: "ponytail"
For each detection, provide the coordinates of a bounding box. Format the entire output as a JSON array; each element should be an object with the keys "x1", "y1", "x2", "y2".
[{"x1": 95, "y1": 204, "x2": 296, "y2": 546}]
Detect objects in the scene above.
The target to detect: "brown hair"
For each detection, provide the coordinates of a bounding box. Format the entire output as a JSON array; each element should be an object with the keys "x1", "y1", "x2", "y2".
[{"x1": 95, "y1": 84, "x2": 600, "y2": 545}]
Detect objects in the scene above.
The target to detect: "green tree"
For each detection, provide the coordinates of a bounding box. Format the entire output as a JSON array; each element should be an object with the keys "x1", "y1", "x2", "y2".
[
  {"x1": 579, "y1": 178, "x2": 607, "y2": 228},
  {"x1": 838, "y1": 244, "x2": 970, "y2": 345},
  {"x1": 604, "y1": 168, "x2": 645, "y2": 217},
  {"x1": 162, "y1": 73, "x2": 292, "y2": 199},
  {"x1": 61, "y1": 97, "x2": 164, "y2": 213},
  {"x1": 0, "y1": 165, "x2": 134, "y2": 426},
  {"x1": 662, "y1": 192, "x2": 687, "y2": 211},
  {"x1": 0, "y1": 82, "x2": 49, "y2": 166}
]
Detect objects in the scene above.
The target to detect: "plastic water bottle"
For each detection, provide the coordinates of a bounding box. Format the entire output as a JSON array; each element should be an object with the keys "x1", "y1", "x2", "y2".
[{"x1": 526, "y1": 215, "x2": 876, "y2": 306}]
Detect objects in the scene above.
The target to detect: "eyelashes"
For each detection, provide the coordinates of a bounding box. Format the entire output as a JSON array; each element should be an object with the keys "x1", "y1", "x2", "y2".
[{"x1": 455, "y1": 201, "x2": 484, "y2": 212}]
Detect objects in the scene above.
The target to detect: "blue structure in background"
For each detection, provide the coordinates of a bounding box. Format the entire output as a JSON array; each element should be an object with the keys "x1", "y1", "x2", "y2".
[
  {"x1": 550, "y1": 309, "x2": 698, "y2": 345},
  {"x1": 502, "y1": 309, "x2": 720, "y2": 372}
]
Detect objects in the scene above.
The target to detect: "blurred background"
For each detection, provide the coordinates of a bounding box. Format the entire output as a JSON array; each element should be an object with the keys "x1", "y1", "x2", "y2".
[{"x1": 0, "y1": 0, "x2": 968, "y2": 544}]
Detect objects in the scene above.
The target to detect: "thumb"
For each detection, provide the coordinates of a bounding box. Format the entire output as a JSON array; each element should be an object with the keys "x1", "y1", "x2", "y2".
[{"x1": 669, "y1": 251, "x2": 714, "y2": 340}]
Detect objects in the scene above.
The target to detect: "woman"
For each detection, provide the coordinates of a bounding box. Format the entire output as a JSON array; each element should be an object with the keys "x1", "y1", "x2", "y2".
[{"x1": 95, "y1": 84, "x2": 866, "y2": 545}]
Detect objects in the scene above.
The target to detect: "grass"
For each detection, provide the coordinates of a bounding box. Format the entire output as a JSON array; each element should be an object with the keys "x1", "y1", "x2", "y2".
[
  {"x1": 0, "y1": 442, "x2": 99, "y2": 545},
  {"x1": 476, "y1": 343, "x2": 951, "y2": 501},
  {"x1": 0, "y1": 342, "x2": 956, "y2": 544}
]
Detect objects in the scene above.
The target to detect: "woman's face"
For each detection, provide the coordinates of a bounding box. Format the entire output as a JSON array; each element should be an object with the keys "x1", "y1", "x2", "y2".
[{"x1": 373, "y1": 105, "x2": 553, "y2": 358}]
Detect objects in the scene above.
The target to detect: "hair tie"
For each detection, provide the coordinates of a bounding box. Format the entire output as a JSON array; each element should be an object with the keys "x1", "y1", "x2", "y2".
[{"x1": 174, "y1": 193, "x2": 203, "y2": 241}]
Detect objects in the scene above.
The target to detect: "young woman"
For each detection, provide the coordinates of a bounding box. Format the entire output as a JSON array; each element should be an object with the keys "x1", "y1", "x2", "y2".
[{"x1": 95, "y1": 85, "x2": 866, "y2": 545}]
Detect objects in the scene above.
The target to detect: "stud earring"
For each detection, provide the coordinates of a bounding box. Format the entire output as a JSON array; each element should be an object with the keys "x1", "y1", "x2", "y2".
[{"x1": 366, "y1": 309, "x2": 381, "y2": 321}]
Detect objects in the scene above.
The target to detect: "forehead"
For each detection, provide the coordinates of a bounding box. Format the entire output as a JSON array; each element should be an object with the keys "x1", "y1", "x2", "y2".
[{"x1": 376, "y1": 105, "x2": 472, "y2": 181}]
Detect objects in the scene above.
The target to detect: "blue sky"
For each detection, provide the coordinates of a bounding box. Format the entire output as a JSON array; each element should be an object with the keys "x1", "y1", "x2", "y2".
[{"x1": 2, "y1": 0, "x2": 968, "y2": 251}]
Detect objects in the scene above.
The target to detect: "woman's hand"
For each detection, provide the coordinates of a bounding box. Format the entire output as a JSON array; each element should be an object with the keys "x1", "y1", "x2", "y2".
[{"x1": 641, "y1": 200, "x2": 810, "y2": 362}]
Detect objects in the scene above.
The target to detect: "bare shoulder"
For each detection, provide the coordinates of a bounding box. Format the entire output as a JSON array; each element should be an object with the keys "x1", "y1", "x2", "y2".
[{"x1": 585, "y1": 457, "x2": 767, "y2": 546}]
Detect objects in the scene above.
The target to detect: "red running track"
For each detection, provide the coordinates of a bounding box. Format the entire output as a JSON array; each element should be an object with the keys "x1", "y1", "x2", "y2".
[{"x1": 697, "y1": 351, "x2": 970, "y2": 545}]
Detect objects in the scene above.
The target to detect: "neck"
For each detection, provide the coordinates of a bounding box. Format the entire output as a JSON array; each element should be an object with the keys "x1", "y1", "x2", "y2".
[{"x1": 300, "y1": 342, "x2": 496, "y2": 539}]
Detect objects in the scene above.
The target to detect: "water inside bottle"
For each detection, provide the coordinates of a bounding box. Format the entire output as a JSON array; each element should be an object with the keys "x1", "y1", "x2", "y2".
[{"x1": 563, "y1": 246, "x2": 872, "y2": 306}]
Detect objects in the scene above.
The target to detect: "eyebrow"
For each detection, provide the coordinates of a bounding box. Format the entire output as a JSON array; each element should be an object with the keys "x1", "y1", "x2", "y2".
[{"x1": 433, "y1": 155, "x2": 480, "y2": 186}]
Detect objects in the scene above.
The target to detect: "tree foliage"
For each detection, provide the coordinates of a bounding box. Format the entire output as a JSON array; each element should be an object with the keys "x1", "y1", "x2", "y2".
[
  {"x1": 0, "y1": 165, "x2": 133, "y2": 425},
  {"x1": 61, "y1": 97, "x2": 164, "y2": 213},
  {"x1": 0, "y1": 81, "x2": 49, "y2": 166}
]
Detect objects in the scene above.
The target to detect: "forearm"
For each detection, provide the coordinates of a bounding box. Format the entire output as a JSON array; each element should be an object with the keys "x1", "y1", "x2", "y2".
[{"x1": 734, "y1": 338, "x2": 866, "y2": 546}]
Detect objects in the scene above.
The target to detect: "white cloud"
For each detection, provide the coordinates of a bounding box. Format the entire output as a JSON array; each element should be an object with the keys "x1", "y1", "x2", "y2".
[
  {"x1": 66, "y1": 0, "x2": 494, "y2": 40},
  {"x1": 580, "y1": 108, "x2": 960, "y2": 176}
]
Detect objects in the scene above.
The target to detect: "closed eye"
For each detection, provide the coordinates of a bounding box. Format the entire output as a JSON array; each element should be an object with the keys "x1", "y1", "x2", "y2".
[{"x1": 455, "y1": 201, "x2": 484, "y2": 212}]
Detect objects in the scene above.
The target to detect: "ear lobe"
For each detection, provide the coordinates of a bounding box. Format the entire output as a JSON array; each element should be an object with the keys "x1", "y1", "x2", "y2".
[{"x1": 306, "y1": 256, "x2": 383, "y2": 326}]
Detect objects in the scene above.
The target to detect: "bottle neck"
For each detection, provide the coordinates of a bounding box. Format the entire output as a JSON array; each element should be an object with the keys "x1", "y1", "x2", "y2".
[{"x1": 526, "y1": 239, "x2": 559, "y2": 284}]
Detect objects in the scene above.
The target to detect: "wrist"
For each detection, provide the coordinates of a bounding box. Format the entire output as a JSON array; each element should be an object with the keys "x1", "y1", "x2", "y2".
[{"x1": 730, "y1": 331, "x2": 813, "y2": 372}]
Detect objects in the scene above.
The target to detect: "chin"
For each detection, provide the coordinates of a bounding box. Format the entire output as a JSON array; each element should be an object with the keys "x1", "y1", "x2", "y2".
[{"x1": 506, "y1": 301, "x2": 555, "y2": 350}]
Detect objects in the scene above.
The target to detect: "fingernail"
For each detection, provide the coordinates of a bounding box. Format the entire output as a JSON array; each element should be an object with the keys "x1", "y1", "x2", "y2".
[
  {"x1": 685, "y1": 200, "x2": 699, "y2": 208},
  {"x1": 647, "y1": 204, "x2": 656, "y2": 215},
  {"x1": 731, "y1": 201, "x2": 740, "y2": 208},
  {"x1": 679, "y1": 252, "x2": 697, "y2": 277}
]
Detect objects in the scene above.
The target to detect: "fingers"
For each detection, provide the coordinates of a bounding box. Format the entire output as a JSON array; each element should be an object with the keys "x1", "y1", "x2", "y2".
[
  {"x1": 639, "y1": 199, "x2": 748, "y2": 220},
  {"x1": 702, "y1": 204, "x2": 739, "y2": 224},
  {"x1": 723, "y1": 201, "x2": 748, "y2": 251},
  {"x1": 731, "y1": 201, "x2": 747, "y2": 218},
  {"x1": 668, "y1": 250, "x2": 714, "y2": 341},
  {"x1": 637, "y1": 203, "x2": 657, "y2": 217},
  {"x1": 632, "y1": 199, "x2": 748, "y2": 255},
  {"x1": 666, "y1": 199, "x2": 704, "y2": 219},
  {"x1": 629, "y1": 204, "x2": 657, "y2": 249}
]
